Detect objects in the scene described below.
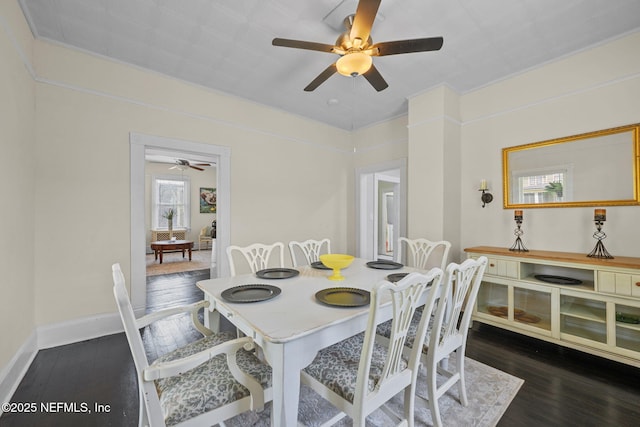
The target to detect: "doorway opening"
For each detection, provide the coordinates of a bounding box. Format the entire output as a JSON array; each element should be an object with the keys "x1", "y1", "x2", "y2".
[
  {"x1": 130, "y1": 133, "x2": 231, "y2": 314},
  {"x1": 356, "y1": 159, "x2": 407, "y2": 261},
  {"x1": 377, "y1": 177, "x2": 399, "y2": 260},
  {"x1": 144, "y1": 149, "x2": 217, "y2": 278}
]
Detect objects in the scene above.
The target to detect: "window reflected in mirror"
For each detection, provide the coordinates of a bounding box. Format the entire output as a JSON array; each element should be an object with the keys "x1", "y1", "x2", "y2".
[{"x1": 513, "y1": 170, "x2": 568, "y2": 204}]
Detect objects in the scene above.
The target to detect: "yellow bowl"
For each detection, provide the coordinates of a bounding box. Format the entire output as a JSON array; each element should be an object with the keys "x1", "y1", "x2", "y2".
[{"x1": 319, "y1": 254, "x2": 355, "y2": 281}]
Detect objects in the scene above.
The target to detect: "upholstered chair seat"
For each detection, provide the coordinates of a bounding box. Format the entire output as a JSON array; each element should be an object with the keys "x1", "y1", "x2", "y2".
[
  {"x1": 300, "y1": 269, "x2": 445, "y2": 427},
  {"x1": 112, "y1": 263, "x2": 273, "y2": 427},
  {"x1": 376, "y1": 306, "x2": 438, "y2": 353},
  {"x1": 302, "y1": 332, "x2": 408, "y2": 404},
  {"x1": 153, "y1": 332, "x2": 272, "y2": 426}
]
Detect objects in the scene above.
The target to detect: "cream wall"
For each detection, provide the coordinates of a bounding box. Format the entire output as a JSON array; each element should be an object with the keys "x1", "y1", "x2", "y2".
[
  {"x1": 354, "y1": 28, "x2": 640, "y2": 263},
  {"x1": 3, "y1": 0, "x2": 640, "y2": 390},
  {"x1": 31, "y1": 39, "x2": 352, "y2": 325},
  {"x1": 352, "y1": 115, "x2": 408, "y2": 168},
  {"x1": 390, "y1": 32, "x2": 640, "y2": 264},
  {"x1": 407, "y1": 86, "x2": 462, "y2": 253},
  {"x1": 352, "y1": 116, "x2": 409, "y2": 255},
  {"x1": 0, "y1": 0, "x2": 36, "y2": 381},
  {"x1": 457, "y1": 32, "x2": 640, "y2": 261}
]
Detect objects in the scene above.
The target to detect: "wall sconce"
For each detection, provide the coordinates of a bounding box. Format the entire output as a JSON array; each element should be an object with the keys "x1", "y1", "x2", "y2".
[{"x1": 479, "y1": 179, "x2": 493, "y2": 208}]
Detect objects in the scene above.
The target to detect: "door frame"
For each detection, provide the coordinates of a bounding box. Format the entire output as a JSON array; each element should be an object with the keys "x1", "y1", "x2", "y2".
[
  {"x1": 130, "y1": 133, "x2": 231, "y2": 313},
  {"x1": 355, "y1": 158, "x2": 407, "y2": 260}
]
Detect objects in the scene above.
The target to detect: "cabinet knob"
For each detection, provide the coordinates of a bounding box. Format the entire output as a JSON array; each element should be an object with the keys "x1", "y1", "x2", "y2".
[
  {"x1": 489, "y1": 263, "x2": 495, "y2": 267},
  {"x1": 635, "y1": 282, "x2": 640, "y2": 287}
]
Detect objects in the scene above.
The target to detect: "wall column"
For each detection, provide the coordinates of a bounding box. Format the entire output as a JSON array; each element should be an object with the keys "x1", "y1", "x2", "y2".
[{"x1": 406, "y1": 86, "x2": 463, "y2": 259}]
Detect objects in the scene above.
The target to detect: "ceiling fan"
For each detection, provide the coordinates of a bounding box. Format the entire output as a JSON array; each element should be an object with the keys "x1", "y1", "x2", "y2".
[
  {"x1": 272, "y1": 0, "x2": 443, "y2": 92},
  {"x1": 169, "y1": 159, "x2": 211, "y2": 172}
]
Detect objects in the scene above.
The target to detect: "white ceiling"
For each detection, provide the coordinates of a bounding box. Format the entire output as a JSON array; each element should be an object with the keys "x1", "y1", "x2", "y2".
[{"x1": 18, "y1": 0, "x2": 640, "y2": 130}]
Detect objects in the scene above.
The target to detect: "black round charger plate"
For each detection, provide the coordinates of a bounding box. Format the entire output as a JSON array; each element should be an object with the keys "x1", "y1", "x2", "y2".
[
  {"x1": 256, "y1": 268, "x2": 299, "y2": 279},
  {"x1": 367, "y1": 260, "x2": 403, "y2": 270},
  {"x1": 315, "y1": 287, "x2": 370, "y2": 307},
  {"x1": 221, "y1": 284, "x2": 281, "y2": 303},
  {"x1": 311, "y1": 261, "x2": 331, "y2": 270},
  {"x1": 386, "y1": 272, "x2": 409, "y2": 282},
  {"x1": 534, "y1": 274, "x2": 582, "y2": 285}
]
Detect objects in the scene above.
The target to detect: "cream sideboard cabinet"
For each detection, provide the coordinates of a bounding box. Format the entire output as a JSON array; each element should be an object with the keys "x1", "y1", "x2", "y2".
[{"x1": 465, "y1": 246, "x2": 640, "y2": 367}]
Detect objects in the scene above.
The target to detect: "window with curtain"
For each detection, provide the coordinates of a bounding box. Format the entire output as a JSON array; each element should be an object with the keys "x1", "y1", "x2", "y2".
[{"x1": 152, "y1": 175, "x2": 191, "y2": 229}]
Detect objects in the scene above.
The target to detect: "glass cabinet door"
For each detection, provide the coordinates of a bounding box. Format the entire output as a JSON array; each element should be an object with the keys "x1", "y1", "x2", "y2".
[
  {"x1": 476, "y1": 281, "x2": 552, "y2": 334},
  {"x1": 615, "y1": 303, "x2": 640, "y2": 353},
  {"x1": 476, "y1": 281, "x2": 508, "y2": 320},
  {"x1": 513, "y1": 286, "x2": 552, "y2": 332},
  {"x1": 560, "y1": 295, "x2": 606, "y2": 343}
]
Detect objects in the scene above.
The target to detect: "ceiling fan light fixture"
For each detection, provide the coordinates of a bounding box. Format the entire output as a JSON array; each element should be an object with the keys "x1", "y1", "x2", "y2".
[
  {"x1": 273, "y1": 0, "x2": 442, "y2": 91},
  {"x1": 336, "y1": 51, "x2": 372, "y2": 76}
]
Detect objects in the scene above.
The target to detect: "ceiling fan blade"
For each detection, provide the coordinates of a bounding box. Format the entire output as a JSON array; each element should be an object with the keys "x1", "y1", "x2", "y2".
[
  {"x1": 304, "y1": 63, "x2": 338, "y2": 91},
  {"x1": 350, "y1": 0, "x2": 381, "y2": 43},
  {"x1": 272, "y1": 38, "x2": 336, "y2": 53},
  {"x1": 372, "y1": 37, "x2": 444, "y2": 56},
  {"x1": 193, "y1": 163, "x2": 211, "y2": 167},
  {"x1": 189, "y1": 165, "x2": 205, "y2": 171},
  {"x1": 362, "y1": 64, "x2": 388, "y2": 92}
]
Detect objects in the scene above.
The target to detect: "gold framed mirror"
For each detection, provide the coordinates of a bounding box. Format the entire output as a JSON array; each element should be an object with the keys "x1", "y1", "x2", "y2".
[{"x1": 503, "y1": 123, "x2": 640, "y2": 208}]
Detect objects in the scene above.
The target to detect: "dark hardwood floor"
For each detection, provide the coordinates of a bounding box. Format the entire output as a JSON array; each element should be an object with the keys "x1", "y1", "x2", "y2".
[
  {"x1": 467, "y1": 324, "x2": 640, "y2": 427},
  {"x1": 2, "y1": 270, "x2": 639, "y2": 426},
  {"x1": 142, "y1": 270, "x2": 209, "y2": 361}
]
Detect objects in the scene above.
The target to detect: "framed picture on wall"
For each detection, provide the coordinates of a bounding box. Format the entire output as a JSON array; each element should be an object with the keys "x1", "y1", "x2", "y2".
[{"x1": 200, "y1": 187, "x2": 216, "y2": 213}]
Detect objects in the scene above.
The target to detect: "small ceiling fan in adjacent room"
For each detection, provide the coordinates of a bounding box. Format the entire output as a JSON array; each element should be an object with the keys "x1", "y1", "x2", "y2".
[
  {"x1": 272, "y1": 0, "x2": 443, "y2": 92},
  {"x1": 169, "y1": 159, "x2": 212, "y2": 171}
]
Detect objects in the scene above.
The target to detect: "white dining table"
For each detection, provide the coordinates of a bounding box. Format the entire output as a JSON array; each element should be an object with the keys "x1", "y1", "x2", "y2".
[{"x1": 196, "y1": 258, "x2": 420, "y2": 427}]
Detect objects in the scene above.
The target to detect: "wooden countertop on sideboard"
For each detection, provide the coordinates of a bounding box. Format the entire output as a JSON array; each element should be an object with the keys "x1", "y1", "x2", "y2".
[{"x1": 464, "y1": 246, "x2": 640, "y2": 270}]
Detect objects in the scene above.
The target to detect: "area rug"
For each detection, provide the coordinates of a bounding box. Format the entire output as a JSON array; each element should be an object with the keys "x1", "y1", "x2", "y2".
[
  {"x1": 227, "y1": 357, "x2": 523, "y2": 426},
  {"x1": 146, "y1": 249, "x2": 212, "y2": 276}
]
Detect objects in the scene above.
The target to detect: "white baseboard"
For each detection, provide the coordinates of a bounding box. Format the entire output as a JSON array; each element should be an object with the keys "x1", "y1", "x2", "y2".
[
  {"x1": 0, "y1": 331, "x2": 38, "y2": 414},
  {"x1": 1, "y1": 311, "x2": 125, "y2": 411},
  {"x1": 37, "y1": 311, "x2": 124, "y2": 350}
]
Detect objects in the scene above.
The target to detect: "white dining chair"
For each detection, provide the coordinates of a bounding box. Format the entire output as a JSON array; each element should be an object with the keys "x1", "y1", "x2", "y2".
[
  {"x1": 112, "y1": 263, "x2": 272, "y2": 426},
  {"x1": 288, "y1": 238, "x2": 331, "y2": 267},
  {"x1": 376, "y1": 237, "x2": 451, "y2": 351},
  {"x1": 419, "y1": 256, "x2": 488, "y2": 427},
  {"x1": 300, "y1": 268, "x2": 445, "y2": 427},
  {"x1": 373, "y1": 256, "x2": 487, "y2": 426},
  {"x1": 226, "y1": 241, "x2": 285, "y2": 276},
  {"x1": 397, "y1": 237, "x2": 451, "y2": 271}
]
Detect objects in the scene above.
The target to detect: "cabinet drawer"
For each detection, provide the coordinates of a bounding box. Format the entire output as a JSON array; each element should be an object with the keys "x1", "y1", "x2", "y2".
[
  {"x1": 598, "y1": 271, "x2": 640, "y2": 298},
  {"x1": 486, "y1": 258, "x2": 518, "y2": 278}
]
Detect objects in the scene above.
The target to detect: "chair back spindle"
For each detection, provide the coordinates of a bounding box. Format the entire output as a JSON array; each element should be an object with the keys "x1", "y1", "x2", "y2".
[
  {"x1": 397, "y1": 237, "x2": 451, "y2": 271},
  {"x1": 226, "y1": 242, "x2": 284, "y2": 276},
  {"x1": 288, "y1": 238, "x2": 331, "y2": 267}
]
